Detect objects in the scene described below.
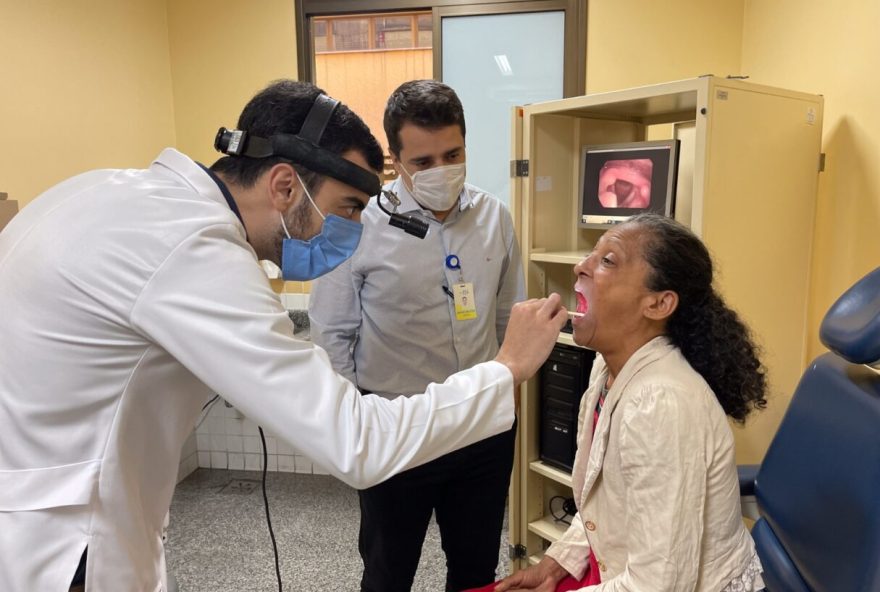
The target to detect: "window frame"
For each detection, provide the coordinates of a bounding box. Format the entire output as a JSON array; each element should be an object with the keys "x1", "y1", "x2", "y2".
[
  {"x1": 295, "y1": 0, "x2": 586, "y2": 97},
  {"x1": 312, "y1": 11, "x2": 432, "y2": 53}
]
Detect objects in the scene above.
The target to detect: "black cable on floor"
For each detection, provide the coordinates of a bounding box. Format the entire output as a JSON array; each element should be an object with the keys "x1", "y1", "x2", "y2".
[{"x1": 259, "y1": 426, "x2": 283, "y2": 592}]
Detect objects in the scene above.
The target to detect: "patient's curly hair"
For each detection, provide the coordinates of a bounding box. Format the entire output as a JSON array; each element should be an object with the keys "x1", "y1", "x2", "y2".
[{"x1": 629, "y1": 214, "x2": 768, "y2": 423}]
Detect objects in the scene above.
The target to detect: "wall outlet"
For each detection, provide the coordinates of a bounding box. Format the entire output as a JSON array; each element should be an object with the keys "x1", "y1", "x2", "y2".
[{"x1": 223, "y1": 399, "x2": 245, "y2": 419}]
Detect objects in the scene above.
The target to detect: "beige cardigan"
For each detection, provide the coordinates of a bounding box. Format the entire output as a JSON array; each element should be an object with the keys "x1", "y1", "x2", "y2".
[{"x1": 545, "y1": 337, "x2": 757, "y2": 591}]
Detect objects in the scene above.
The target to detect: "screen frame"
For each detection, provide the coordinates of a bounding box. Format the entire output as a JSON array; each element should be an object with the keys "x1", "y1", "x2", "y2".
[{"x1": 578, "y1": 139, "x2": 680, "y2": 229}]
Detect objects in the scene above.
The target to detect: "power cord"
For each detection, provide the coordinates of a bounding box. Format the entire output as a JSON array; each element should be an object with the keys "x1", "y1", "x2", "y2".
[
  {"x1": 197, "y1": 398, "x2": 282, "y2": 590},
  {"x1": 195, "y1": 394, "x2": 220, "y2": 431},
  {"x1": 259, "y1": 426, "x2": 283, "y2": 592}
]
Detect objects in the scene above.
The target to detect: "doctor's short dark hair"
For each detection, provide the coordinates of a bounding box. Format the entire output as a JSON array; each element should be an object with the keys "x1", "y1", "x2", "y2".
[
  {"x1": 210, "y1": 79, "x2": 383, "y2": 189},
  {"x1": 383, "y1": 79, "x2": 466, "y2": 157}
]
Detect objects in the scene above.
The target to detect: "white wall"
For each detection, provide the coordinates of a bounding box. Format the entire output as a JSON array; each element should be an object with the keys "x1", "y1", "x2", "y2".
[{"x1": 192, "y1": 401, "x2": 328, "y2": 476}]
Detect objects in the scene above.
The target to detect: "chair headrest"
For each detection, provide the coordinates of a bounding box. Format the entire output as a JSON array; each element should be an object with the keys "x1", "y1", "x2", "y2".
[{"x1": 820, "y1": 267, "x2": 880, "y2": 365}]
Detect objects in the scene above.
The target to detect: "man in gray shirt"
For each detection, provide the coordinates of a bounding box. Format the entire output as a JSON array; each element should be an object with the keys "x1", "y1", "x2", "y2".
[{"x1": 309, "y1": 80, "x2": 525, "y2": 592}]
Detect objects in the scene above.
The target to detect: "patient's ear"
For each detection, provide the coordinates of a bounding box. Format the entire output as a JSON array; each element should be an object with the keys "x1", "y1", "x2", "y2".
[{"x1": 644, "y1": 290, "x2": 678, "y2": 321}]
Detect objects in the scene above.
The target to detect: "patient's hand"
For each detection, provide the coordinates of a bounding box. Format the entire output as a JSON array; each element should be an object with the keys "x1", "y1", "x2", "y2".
[{"x1": 494, "y1": 556, "x2": 569, "y2": 591}]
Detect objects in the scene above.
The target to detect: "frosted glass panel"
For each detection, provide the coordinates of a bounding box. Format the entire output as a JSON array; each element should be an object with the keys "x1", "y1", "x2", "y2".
[{"x1": 442, "y1": 12, "x2": 564, "y2": 205}]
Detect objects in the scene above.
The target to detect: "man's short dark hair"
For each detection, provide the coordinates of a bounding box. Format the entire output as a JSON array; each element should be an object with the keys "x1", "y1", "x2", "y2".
[
  {"x1": 211, "y1": 79, "x2": 383, "y2": 190},
  {"x1": 383, "y1": 80, "x2": 466, "y2": 157}
]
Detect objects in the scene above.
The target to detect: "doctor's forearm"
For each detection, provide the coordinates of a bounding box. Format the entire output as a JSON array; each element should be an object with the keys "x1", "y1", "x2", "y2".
[{"x1": 309, "y1": 361, "x2": 516, "y2": 489}]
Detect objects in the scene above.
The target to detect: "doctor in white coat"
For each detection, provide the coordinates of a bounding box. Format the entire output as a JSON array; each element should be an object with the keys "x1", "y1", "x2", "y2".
[{"x1": 0, "y1": 80, "x2": 567, "y2": 591}]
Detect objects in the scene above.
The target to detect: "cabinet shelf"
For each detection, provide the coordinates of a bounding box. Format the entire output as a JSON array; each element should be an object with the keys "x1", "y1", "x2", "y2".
[
  {"x1": 529, "y1": 250, "x2": 585, "y2": 265},
  {"x1": 529, "y1": 460, "x2": 573, "y2": 488},
  {"x1": 527, "y1": 515, "x2": 570, "y2": 543},
  {"x1": 528, "y1": 553, "x2": 543, "y2": 566},
  {"x1": 556, "y1": 333, "x2": 589, "y2": 349}
]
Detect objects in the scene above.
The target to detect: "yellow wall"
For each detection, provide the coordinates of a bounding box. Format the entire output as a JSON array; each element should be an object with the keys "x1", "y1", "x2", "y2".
[
  {"x1": 585, "y1": 0, "x2": 745, "y2": 93},
  {"x1": 0, "y1": 0, "x2": 176, "y2": 208},
  {"x1": 741, "y1": 0, "x2": 880, "y2": 361},
  {"x1": 166, "y1": 0, "x2": 299, "y2": 166}
]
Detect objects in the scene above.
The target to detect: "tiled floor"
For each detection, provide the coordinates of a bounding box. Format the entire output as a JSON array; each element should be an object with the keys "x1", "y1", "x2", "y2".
[{"x1": 165, "y1": 468, "x2": 510, "y2": 591}]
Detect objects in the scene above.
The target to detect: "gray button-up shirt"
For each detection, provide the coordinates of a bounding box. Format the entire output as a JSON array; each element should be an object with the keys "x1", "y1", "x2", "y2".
[{"x1": 309, "y1": 177, "x2": 525, "y2": 398}]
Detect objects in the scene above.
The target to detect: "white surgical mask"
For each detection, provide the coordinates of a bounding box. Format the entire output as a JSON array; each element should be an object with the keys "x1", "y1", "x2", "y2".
[{"x1": 399, "y1": 162, "x2": 466, "y2": 212}]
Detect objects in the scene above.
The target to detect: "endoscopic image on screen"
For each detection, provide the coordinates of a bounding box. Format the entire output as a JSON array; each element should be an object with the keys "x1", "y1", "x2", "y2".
[{"x1": 597, "y1": 158, "x2": 653, "y2": 209}]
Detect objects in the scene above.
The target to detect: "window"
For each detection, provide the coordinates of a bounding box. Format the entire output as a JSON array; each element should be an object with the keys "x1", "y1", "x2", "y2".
[
  {"x1": 295, "y1": 0, "x2": 586, "y2": 192},
  {"x1": 312, "y1": 13, "x2": 432, "y2": 53},
  {"x1": 312, "y1": 20, "x2": 328, "y2": 52},
  {"x1": 305, "y1": 10, "x2": 435, "y2": 157},
  {"x1": 331, "y1": 17, "x2": 370, "y2": 51},
  {"x1": 375, "y1": 15, "x2": 413, "y2": 49},
  {"x1": 416, "y1": 14, "x2": 432, "y2": 48},
  {"x1": 296, "y1": 1, "x2": 585, "y2": 97}
]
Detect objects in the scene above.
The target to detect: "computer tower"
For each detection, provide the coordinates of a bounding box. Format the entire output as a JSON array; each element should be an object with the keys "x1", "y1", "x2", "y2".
[{"x1": 539, "y1": 343, "x2": 596, "y2": 472}]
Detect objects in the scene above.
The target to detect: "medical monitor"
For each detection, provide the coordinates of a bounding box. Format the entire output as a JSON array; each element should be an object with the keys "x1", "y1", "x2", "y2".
[{"x1": 579, "y1": 139, "x2": 680, "y2": 229}]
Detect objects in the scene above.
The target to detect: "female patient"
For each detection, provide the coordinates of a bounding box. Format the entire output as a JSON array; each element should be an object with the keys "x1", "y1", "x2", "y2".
[{"x1": 499, "y1": 213, "x2": 767, "y2": 592}]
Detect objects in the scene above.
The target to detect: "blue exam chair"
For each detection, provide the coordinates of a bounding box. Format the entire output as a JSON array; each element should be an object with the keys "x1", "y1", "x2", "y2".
[{"x1": 739, "y1": 267, "x2": 880, "y2": 592}]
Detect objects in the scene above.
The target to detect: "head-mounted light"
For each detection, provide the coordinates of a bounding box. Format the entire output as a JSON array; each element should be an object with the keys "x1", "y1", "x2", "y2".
[{"x1": 214, "y1": 94, "x2": 427, "y2": 239}]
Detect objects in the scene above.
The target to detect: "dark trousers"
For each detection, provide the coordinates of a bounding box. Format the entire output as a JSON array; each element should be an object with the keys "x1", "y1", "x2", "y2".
[
  {"x1": 358, "y1": 421, "x2": 517, "y2": 592},
  {"x1": 69, "y1": 548, "x2": 86, "y2": 590}
]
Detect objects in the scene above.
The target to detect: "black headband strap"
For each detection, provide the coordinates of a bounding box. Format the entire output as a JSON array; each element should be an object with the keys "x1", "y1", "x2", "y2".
[
  {"x1": 272, "y1": 134, "x2": 381, "y2": 196},
  {"x1": 297, "y1": 94, "x2": 339, "y2": 145},
  {"x1": 213, "y1": 93, "x2": 380, "y2": 197}
]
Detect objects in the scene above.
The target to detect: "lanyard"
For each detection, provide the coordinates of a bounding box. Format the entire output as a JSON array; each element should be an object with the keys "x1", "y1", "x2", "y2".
[
  {"x1": 445, "y1": 253, "x2": 464, "y2": 282},
  {"x1": 441, "y1": 243, "x2": 477, "y2": 320},
  {"x1": 442, "y1": 253, "x2": 464, "y2": 301}
]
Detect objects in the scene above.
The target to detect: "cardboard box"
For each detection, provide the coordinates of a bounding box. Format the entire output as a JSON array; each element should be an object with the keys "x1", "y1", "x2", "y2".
[{"x1": 0, "y1": 193, "x2": 19, "y2": 231}]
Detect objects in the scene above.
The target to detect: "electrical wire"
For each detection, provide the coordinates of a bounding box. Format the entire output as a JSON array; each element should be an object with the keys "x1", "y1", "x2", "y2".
[
  {"x1": 195, "y1": 397, "x2": 282, "y2": 590},
  {"x1": 202, "y1": 394, "x2": 220, "y2": 411},
  {"x1": 194, "y1": 394, "x2": 220, "y2": 431},
  {"x1": 259, "y1": 426, "x2": 283, "y2": 592}
]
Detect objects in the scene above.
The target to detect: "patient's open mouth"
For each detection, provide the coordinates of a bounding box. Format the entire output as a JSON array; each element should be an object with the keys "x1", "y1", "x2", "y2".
[{"x1": 576, "y1": 292, "x2": 588, "y2": 315}]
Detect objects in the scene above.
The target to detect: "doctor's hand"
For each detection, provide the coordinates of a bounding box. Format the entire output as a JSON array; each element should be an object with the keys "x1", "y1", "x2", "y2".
[
  {"x1": 494, "y1": 293, "x2": 567, "y2": 387},
  {"x1": 494, "y1": 556, "x2": 569, "y2": 591}
]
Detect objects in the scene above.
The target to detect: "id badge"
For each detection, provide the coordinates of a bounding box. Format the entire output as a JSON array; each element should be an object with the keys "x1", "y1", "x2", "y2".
[{"x1": 452, "y1": 282, "x2": 477, "y2": 320}]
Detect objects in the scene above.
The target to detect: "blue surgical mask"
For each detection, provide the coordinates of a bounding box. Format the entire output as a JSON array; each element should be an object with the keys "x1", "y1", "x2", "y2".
[{"x1": 279, "y1": 176, "x2": 363, "y2": 281}]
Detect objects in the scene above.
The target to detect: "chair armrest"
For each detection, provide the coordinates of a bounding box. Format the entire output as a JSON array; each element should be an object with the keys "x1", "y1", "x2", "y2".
[{"x1": 738, "y1": 464, "x2": 760, "y2": 497}]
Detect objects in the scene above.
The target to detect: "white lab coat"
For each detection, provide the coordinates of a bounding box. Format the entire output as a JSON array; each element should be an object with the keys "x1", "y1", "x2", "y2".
[{"x1": 0, "y1": 149, "x2": 515, "y2": 591}]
